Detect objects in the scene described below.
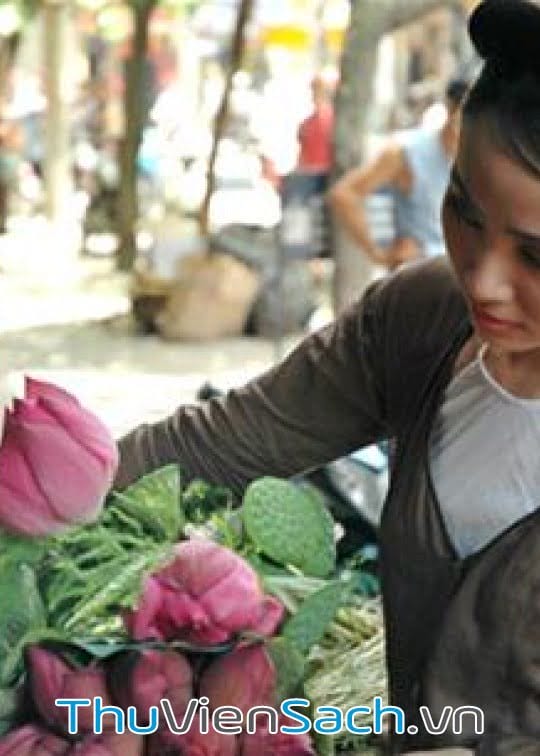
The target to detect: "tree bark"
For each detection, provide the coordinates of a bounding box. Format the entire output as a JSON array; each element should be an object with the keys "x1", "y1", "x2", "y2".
[
  {"x1": 198, "y1": 0, "x2": 254, "y2": 239},
  {"x1": 384, "y1": 0, "x2": 460, "y2": 32},
  {"x1": 331, "y1": 0, "x2": 385, "y2": 312},
  {"x1": 0, "y1": 32, "x2": 20, "y2": 108},
  {"x1": 331, "y1": 0, "x2": 462, "y2": 313},
  {"x1": 43, "y1": 0, "x2": 73, "y2": 223},
  {"x1": 116, "y1": 0, "x2": 156, "y2": 272},
  {"x1": 0, "y1": 32, "x2": 21, "y2": 233}
]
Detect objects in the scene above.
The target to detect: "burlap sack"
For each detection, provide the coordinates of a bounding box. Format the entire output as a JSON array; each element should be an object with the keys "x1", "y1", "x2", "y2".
[{"x1": 155, "y1": 252, "x2": 260, "y2": 340}]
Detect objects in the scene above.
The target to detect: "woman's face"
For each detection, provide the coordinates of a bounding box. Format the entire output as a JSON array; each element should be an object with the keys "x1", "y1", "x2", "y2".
[{"x1": 442, "y1": 115, "x2": 540, "y2": 358}]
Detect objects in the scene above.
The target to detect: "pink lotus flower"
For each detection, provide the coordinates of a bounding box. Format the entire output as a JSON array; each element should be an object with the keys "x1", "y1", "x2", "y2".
[
  {"x1": 108, "y1": 650, "x2": 193, "y2": 724},
  {"x1": 0, "y1": 728, "x2": 143, "y2": 756},
  {"x1": 124, "y1": 539, "x2": 284, "y2": 645},
  {"x1": 0, "y1": 725, "x2": 69, "y2": 756},
  {"x1": 0, "y1": 377, "x2": 118, "y2": 536},
  {"x1": 199, "y1": 644, "x2": 276, "y2": 716},
  {"x1": 69, "y1": 732, "x2": 143, "y2": 756},
  {"x1": 240, "y1": 714, "x2": 316, "y2": 755},
  {"x1": 148, "y1": 714, "x2": 238, "y2": 756},
  {"x1": 28, "y1": 647, "x2": 114, "y2": 735}
]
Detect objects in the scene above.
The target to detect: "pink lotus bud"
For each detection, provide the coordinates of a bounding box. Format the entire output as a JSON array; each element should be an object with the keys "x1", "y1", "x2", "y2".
[
  {"x1": 252, "y1": 595, "x2": 286, "y2": 637},
  {"x1": 69, "y1": 732, "x2": 143, "y2": 756},
  {"x1": 0, "y1": 377, "x2": 118, "y2": 536},
  {"x1": 0, "y1": 725, "x2": 69, "y2": 756},
  {"x1": 109, "y1": 650, "x2": 193, "y2": 724},
  {"x1": 240, "y1": 714, "x2": 316, "y2": 755},
  {"x1": 199, "y1": 645, "x2": 276, "y2": 715},
  {"x1": 125, "y1": 539, "x2": 284, "y2": 644},
  {"x1": 28, "y1": 647, "x2": 114, "y2": 734},
  {"x1": 148, "y1": 714, "x2": 238, "y2": 756}
]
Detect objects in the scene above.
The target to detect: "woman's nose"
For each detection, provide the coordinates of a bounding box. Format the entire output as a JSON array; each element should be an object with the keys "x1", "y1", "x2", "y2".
[{"x1": 466, "y1": 243, "x2": 514, "y2": 303}]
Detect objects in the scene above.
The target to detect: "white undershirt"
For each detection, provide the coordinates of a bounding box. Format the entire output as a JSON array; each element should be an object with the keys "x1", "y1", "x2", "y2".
[{"x1": 428, "y1": 345, "x2": 540, "y2": 558}]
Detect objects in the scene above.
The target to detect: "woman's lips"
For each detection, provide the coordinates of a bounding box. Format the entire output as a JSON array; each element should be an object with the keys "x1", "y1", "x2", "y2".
[{"x1": 471, "y1": 305, "x2": 521, "y2": 333}]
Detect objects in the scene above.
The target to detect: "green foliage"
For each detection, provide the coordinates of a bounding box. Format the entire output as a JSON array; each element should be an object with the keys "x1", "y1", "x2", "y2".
[
  {"x1": 42, "y1": 523, "x2": 173, "y2": 637},
  {"x1": 0, "y1": 530, "x2": 48, "y2": 569},
  {"x1": 0, "y1": 561, "x2": 47, "y2": 686},
  {"x1": 0, "y1": 0, "x2": 40, "y2": 30},
  {"x1": 18, "y1": 0, "x2": 39, "y2": 23},
  {"x1": 241, "y1": 477, "x2": 336, "y2": 578},
  {"x1": 58, "y1": 635, "x2": 235, "y2": 663},
  {"x1": 354, "y1": 570, "x2": 380, "y2": 597},
  {"x1": 106, "y1": 464, "x2": 184, "y2": 543},
  {"x1": 313, "y1": 736, "x2": 335, "y2": 756},
  {"x1": 206, "y1": 508, "x2": 244, "y2": 550},
  {"x1": 281, "y1": 581, "x2": 349, "y2": 654},
  {"x1": 246, "y1": 552, "x2": 292, "y2": 578},
  {"x1": 158, "y1": 0, "x2": 201, "y2": 13},
  {"x1": 38, "y1": 466, "x2": 190, "y2": 638},
  {"x1": 0, "y1": 462, "x2": 382, "y2": 756},
  {"x1": 266, "y1": 636, "x2": 306, "y2": 702},
  {"x1": 182, "y1": 478, "x2": 233, "y2": 524},
  {"x1": 0, "y1": 684, "x2": 19, "y2": 736},
  {"x1": 303, "y1": 596, "x2": 386, "y2": 754}
]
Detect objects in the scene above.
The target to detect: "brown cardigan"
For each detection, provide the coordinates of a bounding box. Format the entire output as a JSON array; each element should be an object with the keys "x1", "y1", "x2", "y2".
[{"x1": 117, "y1": 258, "x2": 540, "y2": 754}]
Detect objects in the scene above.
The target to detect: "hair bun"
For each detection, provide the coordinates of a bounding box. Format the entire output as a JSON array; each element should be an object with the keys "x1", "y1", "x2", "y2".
[{"x1": 469, "y1": 0, "x2": 540, "y2": 73}]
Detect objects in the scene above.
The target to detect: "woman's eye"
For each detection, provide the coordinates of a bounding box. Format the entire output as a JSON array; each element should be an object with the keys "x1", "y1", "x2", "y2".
[
  {"x1": 446, "y1": 193, "x2": 483, "y2": 230},
  {"x1": 519, "y1": 244, "x2": 540, "y2": 269}
]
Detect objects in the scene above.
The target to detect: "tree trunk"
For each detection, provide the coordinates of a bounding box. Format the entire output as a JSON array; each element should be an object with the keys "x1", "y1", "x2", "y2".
[
  {"x1": 116, "y1": 0, "x2": 155, "y2": 272},
  {"x1": 0, "y1": 32, "x2": 20, "y2": 108},
  {"x1": 331, "y1": 0, "x2": 385, "y2": 313},
  {"x1": 313, "y1": 0, "x2": 328, "y2": 70},
  {"x1": 0, "y1": 32, "x2": 21, "y2": 233},
  {"x1": 331, "y1": 0, "x2": 461, "y2": 313},
  {"x1": 384, "y1": 0, "x2": 460, "y2": 31},
  {"x1": 198, "y1": 0, "x2": 254, "y2": 239},
  {"x1": 43, "y1": 0, "x2": 73, "y2": 223}
]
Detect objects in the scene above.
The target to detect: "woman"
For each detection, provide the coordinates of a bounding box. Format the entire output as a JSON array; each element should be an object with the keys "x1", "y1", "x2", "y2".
[{"x1": 116, "y1": 1, "x2": 540, "y2": 752}]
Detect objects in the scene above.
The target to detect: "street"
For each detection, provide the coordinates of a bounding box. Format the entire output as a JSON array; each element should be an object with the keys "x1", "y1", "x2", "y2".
[{"x1": 0, "y1": 242, "x2": 299, "y2": 439}]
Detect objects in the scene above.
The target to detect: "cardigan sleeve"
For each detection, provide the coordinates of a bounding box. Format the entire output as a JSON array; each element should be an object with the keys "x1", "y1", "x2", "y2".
[
  {"x1": 114, "y1": 277, "x2": 391, "y2": 495},
  {"x1": 114, "y1": 257, "x2": 465, "y2": 495}
]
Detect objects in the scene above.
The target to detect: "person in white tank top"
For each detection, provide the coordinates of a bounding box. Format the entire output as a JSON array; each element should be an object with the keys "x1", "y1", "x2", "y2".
[{"x1": 328, "y1": 78, "x2": 469, "y2": 271}]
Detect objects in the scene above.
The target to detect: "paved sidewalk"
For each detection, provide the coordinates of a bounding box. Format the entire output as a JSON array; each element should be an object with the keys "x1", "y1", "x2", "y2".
[
  {"x1": 0, "y1": 319, "x2": 296, "y2": 438},
  {"x1": 0, "y1": 250, "x2": 300, "y2": 438}
]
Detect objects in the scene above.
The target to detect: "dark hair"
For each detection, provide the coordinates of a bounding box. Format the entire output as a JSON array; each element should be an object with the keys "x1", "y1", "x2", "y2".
[
  {"x1": 445, "y1": 78, "x2": 471, "y2": 106},
  {"x1": 463, "y1": 0, "x2": 540, "y2": 176}
]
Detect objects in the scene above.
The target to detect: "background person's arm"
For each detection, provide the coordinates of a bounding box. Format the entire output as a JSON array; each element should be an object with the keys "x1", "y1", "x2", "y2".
[{"x1": 328, "y1": 143, "x2": 406, "y2": 267}]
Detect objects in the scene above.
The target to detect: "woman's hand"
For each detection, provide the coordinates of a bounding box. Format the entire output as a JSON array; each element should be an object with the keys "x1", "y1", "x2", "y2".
[{"x1": 385, "y1": 236, "x2": 421, "y2": 270}]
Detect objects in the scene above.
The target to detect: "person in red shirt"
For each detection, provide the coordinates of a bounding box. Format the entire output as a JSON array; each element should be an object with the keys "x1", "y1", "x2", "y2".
[{"x1": 296, "y1": 72, "x2": 336, "y2": 173}]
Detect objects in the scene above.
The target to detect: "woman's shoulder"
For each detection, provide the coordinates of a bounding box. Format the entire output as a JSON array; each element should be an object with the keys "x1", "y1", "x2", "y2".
[
  {"x1": 339, "y1": 258, "x2": 471, "y2": 432},
  {"x1": 355, "y1": 257, "x2": 469, "y2": 349},
  {"x1": 378, "y1": 255, "x2": 463, "y2": 302}
]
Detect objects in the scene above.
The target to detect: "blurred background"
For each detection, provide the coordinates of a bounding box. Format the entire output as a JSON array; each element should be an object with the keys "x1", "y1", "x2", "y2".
[{"x1": 0, "y1": 0, "x2": 479, "y2": 436}]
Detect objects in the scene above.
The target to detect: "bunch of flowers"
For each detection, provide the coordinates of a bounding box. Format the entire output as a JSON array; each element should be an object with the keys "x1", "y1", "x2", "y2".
[
  {"x1": 1, "y1": 583, "x2": 313, "y2": 755},
  {"x1": 0, "y1": 378, "x2": 382, "y2": 755}
]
